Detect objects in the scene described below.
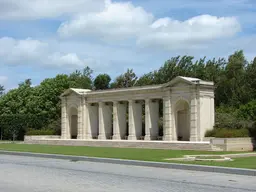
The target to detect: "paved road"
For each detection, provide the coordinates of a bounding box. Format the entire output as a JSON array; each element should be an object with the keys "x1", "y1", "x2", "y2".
[{"x1": 0, "y1": 155, "x2": 255, "y2": 192}]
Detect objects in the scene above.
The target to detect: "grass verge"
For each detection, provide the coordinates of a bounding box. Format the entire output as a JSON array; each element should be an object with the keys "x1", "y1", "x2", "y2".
[{"x1": 0, "y1": 143, "x2": 255, "y2": 169}]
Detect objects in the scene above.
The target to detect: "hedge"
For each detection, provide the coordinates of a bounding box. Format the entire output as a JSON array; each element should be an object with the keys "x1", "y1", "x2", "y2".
[
  {"x1": 26, "y1": 129, "x2": 55, "y2": 135},
  {"x1": 0, "y1": 114, "x2": 49, "y2": 140},
  {"x1": 205, "y1": 128, "x2": 250, "y2": 138}
]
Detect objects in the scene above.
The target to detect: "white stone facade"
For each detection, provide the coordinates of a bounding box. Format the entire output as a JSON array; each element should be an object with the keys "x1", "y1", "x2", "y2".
[{"x1": 60, "y1": 76, "x2": 215, "y2": 142}]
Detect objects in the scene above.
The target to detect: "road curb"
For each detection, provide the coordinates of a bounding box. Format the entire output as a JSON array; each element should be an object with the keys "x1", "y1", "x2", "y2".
[{"x1": 1, "y1": 150, "x2": 255, "y2": 176}]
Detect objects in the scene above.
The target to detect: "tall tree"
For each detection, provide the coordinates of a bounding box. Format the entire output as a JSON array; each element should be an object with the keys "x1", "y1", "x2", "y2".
[
  {"x1": 111, "y1": 69, "x2": 138, "y2": 88},
  {"x1": 246, "y1": 57, "x2": 256, "y2": 100},
  {"x1": 225, "y1": 50, "x2": 247, "y2": 106},
  {"x1": 0, "y1": 79, "x2": 34, "y2": 115},
  {"x1": 0, "y1": 84, "x2": 4, "y2": 96},
  {"x1": 69, "y1": 67, "x2": 93, "y2": 89},
  {"x1": 94, "y1": 74, "x2": 111, "y2": 90}
]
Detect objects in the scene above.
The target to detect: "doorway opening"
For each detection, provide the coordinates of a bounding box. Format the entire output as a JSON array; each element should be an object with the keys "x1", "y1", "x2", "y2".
[
  {"x1": 175, "y1": 100, "x2": 190, "y2": 141},
  {"x1": 69, "y1": 107, "x2": 78, "y2": 139}
]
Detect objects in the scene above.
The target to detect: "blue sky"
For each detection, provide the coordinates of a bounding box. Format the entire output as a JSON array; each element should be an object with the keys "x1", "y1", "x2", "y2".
[{"x1": 0, "y1": 0, "x2": 256, "y2": 90}]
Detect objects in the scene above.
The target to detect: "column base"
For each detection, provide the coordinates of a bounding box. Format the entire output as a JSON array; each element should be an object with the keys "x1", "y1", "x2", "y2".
[
  {"x1": 144, "y1": 135, "x2": 157, "y2": 140},
  {"x1": 190, "y1": 136, "x2": 198, "y2": 142},
  {"x1": 163, "y1": 134, "x2": 172, "y2": 141},
  {"x1": 144, "y1": 135, "x2": 151, "y2": 140},
  {"x1": 61, "y1": 134, "x2": 71, "y2": 139},
  {"x1": 98, "y1": 134, "x2": 107, "y2": 140},
  {"x1": 77, "y1": 135, "x2": 83, "y2": 140},
  {"x1": 128, "y1": 135, "x2": 137, "y2": 140},
  {"x1": 112, "y1": 135, "x2": 121, "y2": 140},
  {"x1": 84, "y1": 134, "x2": 93, "y2": 140}
]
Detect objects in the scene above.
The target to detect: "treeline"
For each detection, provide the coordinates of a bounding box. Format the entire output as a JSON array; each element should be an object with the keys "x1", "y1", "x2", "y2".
[{"x1": 0, "y1": 50, "x2": 256, "y2": 140}]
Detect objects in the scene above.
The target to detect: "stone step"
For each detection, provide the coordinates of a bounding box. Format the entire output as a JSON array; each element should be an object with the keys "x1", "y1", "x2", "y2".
[{"x1": 24, "y1": 139, "x2": 215, "y2": 151}]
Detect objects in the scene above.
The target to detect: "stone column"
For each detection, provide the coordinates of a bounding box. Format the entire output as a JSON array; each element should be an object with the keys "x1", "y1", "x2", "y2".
[
  {"x1": 98, "y1": 102, "x2": 113, "y2": 140},
  {"x1": 98, "y1": 102, "x2": 105, "y2": 140},
  {"x1": 113, "y1": 101, "x2": 127, "y2": 140},
  {"x1": 190, "y1": 91, "x2": 199, "y2": 141},
  {"x1": 163, "y1": 91, "x2": 173, "y2": 141},
  {"x1": 61, "y1": 97, "x2": 69, "y2": 139},
  {"x1": 128, "y1": 100, "x2": 142, "y2": 140},
  {"x1": 77, "y1": 97, "x2": 83, "y2": 139},
  {"x1": 82, "y1": 99, "x2": 88, "y2": 140},
  {"x1": 87, "y1": 103, "x2": 99, "y2": 139},
  {"x1": 85, "y1": 103, "x2": 91, "y2": 139},
  {"x1": 145, "y1": 99, "x2": 159, "y2": 140}
]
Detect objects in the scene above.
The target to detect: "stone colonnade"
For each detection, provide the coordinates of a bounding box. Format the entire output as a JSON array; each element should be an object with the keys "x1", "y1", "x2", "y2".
[
  {"x1": 61, "y1": 96, "x2": 199, "y2": 142},
  {"x1": 60, "y1": 76, "x2": 215, "y2": 142}
]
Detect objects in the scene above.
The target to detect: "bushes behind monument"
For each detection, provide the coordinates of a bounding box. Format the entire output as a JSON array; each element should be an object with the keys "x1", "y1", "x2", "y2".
[
  {"x1": 205, "y1": 103, "x2": 256, "y2": 139},
  {"x1": 0, "y1": 114, "x2": 56, "y2": 140}
]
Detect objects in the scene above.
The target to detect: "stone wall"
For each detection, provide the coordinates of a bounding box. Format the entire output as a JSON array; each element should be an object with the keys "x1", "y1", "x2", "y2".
[
  {"x1": 23, "y1": 137, "x2": 213, "y2": 151},
  {"x1": 210, "y1": 137, "x2": 255, "y2": 151},
  {"x1": 24, "y1": 135, "x2": 61, "y2": 140},
  {"x1": 23, "y1": 135, "x2": 256, "y2": 151}
]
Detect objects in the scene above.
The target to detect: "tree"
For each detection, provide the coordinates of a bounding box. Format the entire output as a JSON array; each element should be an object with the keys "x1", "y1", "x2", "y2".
[
  {"x1": 94, "y1": 74, "x2": 111, "y2": 90},
  {"x1": 0, "y1": 79, "x2": 34, "y2": 115},
  {"x1": 69, "y1": 67, "x2": 93, "y2": 89},
  {"x1": 246, "y1": 57, "x2": 256, "y2": 100},
  {"x1": 224, "y1": 50, "x2": 247, "y2": 106},
  {"x1": 0, "y1": 84, "x2": 4, "y2": 96},
  {"x1": 136, "y1": 72, "x2": 156, "y2": 86},
  {"x1": 111, "y1": 69, "x2": 138, "y2": 88}
]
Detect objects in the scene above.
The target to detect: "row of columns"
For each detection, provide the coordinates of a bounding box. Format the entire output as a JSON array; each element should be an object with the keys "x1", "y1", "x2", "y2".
[
  {"x1": 85, "y1": 99, "x2": 160, "y2": 140},
  {"x1": 61, "y1": 95, "x2": 199, "y2": 141}
]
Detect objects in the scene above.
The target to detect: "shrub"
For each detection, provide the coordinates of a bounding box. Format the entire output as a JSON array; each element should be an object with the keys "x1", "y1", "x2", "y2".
[
  {"x1": 205, "y1": 129, "x2": 217, "y2": 137},
  {"x1": 236, "y1": 100, "x2": 256, "y2": 121},
  {"x1": 248, "y1": 122, "x2": 256, "y2": 139},
  {"x1": 205, "y1": 128, "x2": 250, "y2": 138},
  {"x1": 0, "y1": 114, "x2": 49, "y2": 140},
  {"x1": 45, "y1": 118, "x2": 61, "y2": 135},
  {"x1": 26, "y1": 129, "x2": 55, "y2": 136}
]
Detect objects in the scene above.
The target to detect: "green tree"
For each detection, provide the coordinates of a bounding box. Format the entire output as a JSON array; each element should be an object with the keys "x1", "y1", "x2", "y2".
[
  {"x1": 0, "y1": 79, "x2": 34, "y2": 115},
  {"x1": 111, "y1": 69, "x2": 138, "y2": 88},
  {"x1": 224, "y1": 50, "x2": 247, "y2": 106},
  {"x1": 69, "y1": 67, "x2": 93, "y2": 89},
  {"x1": 246, "y1": 57, "x2": 256, "y2": 100},
  {"x1": 136, "y1": 72, "x2": 156, "y2": 86},
  {"x1": 94, "y1": 74, "x2": 111, "y2": 90},
  {"x1": 0, "y1": 84, "x2": 4, "y2": 96}
]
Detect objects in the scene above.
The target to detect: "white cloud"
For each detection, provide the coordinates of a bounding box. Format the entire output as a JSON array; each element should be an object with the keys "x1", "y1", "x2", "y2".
[
  {"x1": 58, "y1": 0, "x2": 153, "y2": 40},
  {"x1": 0, "y1": 37, "x2": 88, "y2": 69},
  {"x1": 137, "y1": 15, "x2": 241, "y2": 50},
  {"x1": 0, "y1": 0, "x2": 105, "y2": 20},
  {"x1": 0, "y1": 37, "x2": 48, "y2": 63},
  {"x1": 0, "y1": 0, "x2": 242, "y2": 51},
  {"x1": 48, "y1": 53, "x2": 85, "y2": 67},
  {"x1": 58, "y1": 1, "x2": 241, "y2": 50}
]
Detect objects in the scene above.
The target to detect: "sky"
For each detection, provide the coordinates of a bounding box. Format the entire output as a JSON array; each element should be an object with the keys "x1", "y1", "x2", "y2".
[{"x1": 0, "y1": 0, "x2": 256, "y2": 90}]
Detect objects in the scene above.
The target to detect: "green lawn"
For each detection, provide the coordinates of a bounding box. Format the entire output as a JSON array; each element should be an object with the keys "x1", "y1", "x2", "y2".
[
  {"x1": 0, "y1": 143, "x2": 255, "y2": 169},
  {"x1": 170, "y1": 157, "x2": 256, "y2": 169}
]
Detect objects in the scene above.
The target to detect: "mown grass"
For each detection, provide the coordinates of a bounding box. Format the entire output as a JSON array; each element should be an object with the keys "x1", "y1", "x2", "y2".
[{"x1": 0, "y1": 143, "x2": 255, "y2": 169}]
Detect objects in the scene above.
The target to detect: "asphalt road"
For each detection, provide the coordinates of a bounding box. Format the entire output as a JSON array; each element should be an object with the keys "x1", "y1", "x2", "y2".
[{"x1": 0, "y1": 155, "x2": 255, "y2": 192}]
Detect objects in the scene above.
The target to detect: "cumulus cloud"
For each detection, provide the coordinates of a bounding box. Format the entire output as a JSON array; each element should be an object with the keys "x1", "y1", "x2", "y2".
[
  {"x1": 58, "y1": 0, "x2": 153, "y2": 40},
  {"x1": 0, "y1": 0, "x2": 105, "y2": 20},
  {"x1": 0, "y1": 37, "x2": 88, "y2": 69},
  {"x1": 57, "y1": 0, "x2": 241, "y2": 50},
  {"x1": 0, "y1": 0, "x2": 244, "y2": 58},
  {"x1": 137, "y1": 15, "x2": 241, "y2": 50}
]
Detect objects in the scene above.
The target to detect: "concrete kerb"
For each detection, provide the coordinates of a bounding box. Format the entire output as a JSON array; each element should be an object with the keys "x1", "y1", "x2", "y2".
[{"x1": 0, "y1": 150, "x2": 255, "y2": 176}]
